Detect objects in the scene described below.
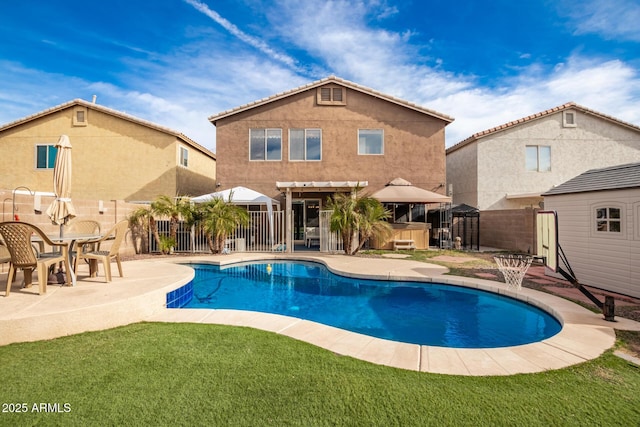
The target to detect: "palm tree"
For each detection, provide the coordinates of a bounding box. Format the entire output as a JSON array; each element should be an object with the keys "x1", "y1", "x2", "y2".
[
  {"x1": 354, "y1": 196, "x2": 393, "y2": 253},
  {"x1": 327, "y1": 190, "x2": 392, "y2": 255},
  {"x1": 149, "y1": 195, "x2": 192, "y2": 253},
  {"x1": 199, "y1": 197, "x2": 249, "y2": 253},
  {"x1": 127, "y1": 206, "x2": 151, "y2": 254}
]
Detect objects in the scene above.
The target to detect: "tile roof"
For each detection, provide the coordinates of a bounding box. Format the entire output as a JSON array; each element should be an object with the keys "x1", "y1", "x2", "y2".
[
  {"x1": 0, "y1": 99, "x2": 216, "y2": 159},
  {"x1": 543, "y1": 162, "x2": 640, "y2": 196},
  {"x1": 446, "y1": 102, "x2": 640, "y2": 154},
  {"x1": 208, "y1": 75, "x2": 455, "y2": 124}
]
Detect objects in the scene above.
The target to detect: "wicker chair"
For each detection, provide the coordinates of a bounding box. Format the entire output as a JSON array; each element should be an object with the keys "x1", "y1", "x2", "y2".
[
  {"x1": 0, "y1": 221, "x2": 70, "y2": 296},
  {"x1": 74, "y1": 220, "x2": 128, "y2": 282},
  {"x1": 64, "y1": 220, "x2": 101, "y2": 236},
  {"x1": 0, "y1": 240, "x2": 11, "y2": 276}
]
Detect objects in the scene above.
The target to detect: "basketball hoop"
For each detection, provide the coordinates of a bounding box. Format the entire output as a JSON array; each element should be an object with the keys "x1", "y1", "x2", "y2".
[{"x1": 494, "y1": 254, "x2": 533, "y2": 290}]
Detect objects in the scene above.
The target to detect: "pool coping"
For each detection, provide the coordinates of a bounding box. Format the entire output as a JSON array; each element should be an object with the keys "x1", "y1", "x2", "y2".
[
  {"x1": 152, "y1": 253, "x2": 638, "y2": 376},
  {"x1": 2, "y1": 253, "x2": 638, "y2": 376}
]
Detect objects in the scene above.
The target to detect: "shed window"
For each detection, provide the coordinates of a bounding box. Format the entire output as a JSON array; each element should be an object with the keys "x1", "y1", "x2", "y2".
[{"x1": 596, "y1": 207, "x2": 621, "y2": 233}]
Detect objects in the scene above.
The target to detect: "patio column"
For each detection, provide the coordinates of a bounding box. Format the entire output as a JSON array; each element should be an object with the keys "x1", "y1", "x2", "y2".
[{"x1": 285, "y1": 188, "x2": 292, "y2": 253}]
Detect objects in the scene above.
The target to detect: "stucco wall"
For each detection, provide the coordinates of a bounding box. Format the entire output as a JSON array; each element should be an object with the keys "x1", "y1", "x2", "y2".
[
  {"x1": 1, "y1": 189, "x2": 143, "y2": 261},
  {"x1": 479, "y1": 208, "x2": 538, "y2": 253},
  {"x1": 446, "y1": 142, "x2": 478, "y2": 208},
  {"x1": 0, "y1": 105, "x2": 217, "y2": 202},
  {"x1": 215, "y1": 86, "x2": 448, "y2": 200}
]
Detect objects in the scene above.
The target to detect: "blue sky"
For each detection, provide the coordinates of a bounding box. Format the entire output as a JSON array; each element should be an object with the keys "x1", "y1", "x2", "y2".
[{"x1": 1, "y1": 0, "x2": 639, "y2": 151}]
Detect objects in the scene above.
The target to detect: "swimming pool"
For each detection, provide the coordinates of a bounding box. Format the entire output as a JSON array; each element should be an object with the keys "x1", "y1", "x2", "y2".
[{"x1": 177, "y1": 260, "x2": 561, "y2": 348}]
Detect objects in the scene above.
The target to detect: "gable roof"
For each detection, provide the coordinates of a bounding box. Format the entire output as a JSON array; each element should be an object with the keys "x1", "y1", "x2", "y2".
[
  {"x1": 0, "y1": 99, "x2": 216, "y2": 159},
  {"x1": 446, "y1": 102, "x2": 640, "y2": 154},
  {"x1": 208, "y1": 75, "x2": 454, "y2": 125},
  {"x1": 543, "y1": 162, "x2": 640, "y2": 196}
]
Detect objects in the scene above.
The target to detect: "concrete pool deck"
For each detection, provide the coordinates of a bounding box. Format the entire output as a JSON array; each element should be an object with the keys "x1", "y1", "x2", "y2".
[{"x1": 1, "y1": 253, "x2": 639, "y2": 376}]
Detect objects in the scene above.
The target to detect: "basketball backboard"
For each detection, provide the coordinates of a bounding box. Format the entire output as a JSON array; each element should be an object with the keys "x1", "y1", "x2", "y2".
[{"x1": 536, "y1": 210, "x2": 558, "y2": 272}]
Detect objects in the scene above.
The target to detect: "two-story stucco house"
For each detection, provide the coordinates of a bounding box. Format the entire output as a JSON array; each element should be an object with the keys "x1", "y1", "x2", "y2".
[
  {"x1": 446, "y1": 102, "x2": 640, "y2": 251},
  {"x1": 0, "y1": 98, "x2": 217, "y2": 202},
  {"x1": 209, "y1": 76, "x2": 453, "y2": 249}
]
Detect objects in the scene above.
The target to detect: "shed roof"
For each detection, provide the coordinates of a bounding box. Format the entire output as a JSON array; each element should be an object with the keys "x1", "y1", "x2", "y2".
[
  {"x1": 543, "y1": 162, "x2": 640, "y2": 196},
  {"x1": 208, "y1": 75, "x2": 454, "y2": 125},
  {"x1": 0, "y1": 98, "x2": 216, "y2": 159}
]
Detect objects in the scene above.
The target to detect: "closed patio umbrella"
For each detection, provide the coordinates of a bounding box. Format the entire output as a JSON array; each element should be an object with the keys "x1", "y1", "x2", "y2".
[{"x1": 46, "y1": 134, "x2": 76, "y2": 235}]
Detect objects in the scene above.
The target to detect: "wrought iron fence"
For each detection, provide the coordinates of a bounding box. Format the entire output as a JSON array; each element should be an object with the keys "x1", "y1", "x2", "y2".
[{"x1": 149, "y1": 211, "x2": 286, "y2": 253}]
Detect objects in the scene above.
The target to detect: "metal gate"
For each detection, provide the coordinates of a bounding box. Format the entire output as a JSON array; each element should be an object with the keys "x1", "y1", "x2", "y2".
[{"x1": 319, "y1": 210, "x2": 343, "y2": 253}]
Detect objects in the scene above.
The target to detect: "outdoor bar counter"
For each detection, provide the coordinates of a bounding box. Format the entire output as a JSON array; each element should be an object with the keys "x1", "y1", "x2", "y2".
[{"x1": 372, "y1": 222, "x2": 431, "y2": 250}]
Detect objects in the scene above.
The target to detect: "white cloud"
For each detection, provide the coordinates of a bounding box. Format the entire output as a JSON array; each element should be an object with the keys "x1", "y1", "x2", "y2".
[
  {"x1": 432, "y1": 57, "x2": 640, "y2": 146},
  {"x1": 1, "y1": 0, "x2": 639, "y2": 155},
  {"x1": 258, "y1": 1, "x2": 640, "y2": 146},
  {"x1": 183, "y1": 0, "x2": 302, "y2": 71},
  {"x1": 559, "y1": 0, "x2": 640, "y2": 42}
]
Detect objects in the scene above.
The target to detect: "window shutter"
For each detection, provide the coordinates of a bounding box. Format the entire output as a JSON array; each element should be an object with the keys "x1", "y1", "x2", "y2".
[
  {"x1": 332, "y1": 88, "x2": 343, "y2": 102},
  {"x1": 320, "y1": 88, "x2": 331, "y2": 101}
]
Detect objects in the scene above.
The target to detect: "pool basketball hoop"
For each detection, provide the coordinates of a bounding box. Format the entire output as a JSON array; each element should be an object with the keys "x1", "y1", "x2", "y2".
[
  {"x1": 535, "y1": 210, "x2": 615, "y2": 321},
  {"x1": 494, "y1": 254, "x2": 533, "y2": 290}
]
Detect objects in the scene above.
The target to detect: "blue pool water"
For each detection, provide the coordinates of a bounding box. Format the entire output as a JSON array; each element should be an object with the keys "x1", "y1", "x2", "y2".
[{"x1": 178, "y1": 260, "x2": 561, "y2": 348}]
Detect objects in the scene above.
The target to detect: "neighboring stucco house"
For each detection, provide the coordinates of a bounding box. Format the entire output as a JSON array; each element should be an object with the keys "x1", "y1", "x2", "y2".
[
  {"x1": 209, "y1": 76, "x2": 453, "y2": 249},
  {"x1": 0, "y1": 98, "x2": 217, "y2": 202},
  {"x1": 446, "y1": 102, "x2": 640, "y2": 251},
  {"x1": 542, "y1": 162, "x2": 640, "y2": 298}
]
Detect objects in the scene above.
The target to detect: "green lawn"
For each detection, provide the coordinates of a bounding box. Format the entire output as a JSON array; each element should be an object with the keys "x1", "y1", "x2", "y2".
[{"x1": 1, "y1": 322, "x2": 639, "y2": 426}]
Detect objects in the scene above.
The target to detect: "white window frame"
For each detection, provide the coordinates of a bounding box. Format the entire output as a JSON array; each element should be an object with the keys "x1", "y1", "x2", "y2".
[
  {"x1": 592, "y1": 203, "x2": 624, "y2": 238},
  {"x1": 249, "y1": 128, "x2": 282, "y2": 161},
  {"x1": 563, "y1": 111, "x2": 577, "y2": 128},
  {"x1": 358, "y1": 129, "x2": 384, "y2": 155},
  {"x1": 35, "y1": 144, "x2": 58, "y2": 169},
  {"x1": 289, "y1": 129, "x2": 322, "y2": 161},
  {"x1": 179, "y1": 146, "x2": 189, "y2": 168},
  {"x1": 525, "y1": 145, "x2": 551, "y2": 172}
]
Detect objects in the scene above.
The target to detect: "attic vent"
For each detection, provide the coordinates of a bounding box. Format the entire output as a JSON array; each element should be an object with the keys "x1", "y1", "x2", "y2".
[
  {"x1": 73, "y1": 106, "x2": 88, "y2": 126},
  {"x1": 332, "y1": 87, "x2": 343, "y2": 101},
  {"x1": 317, "y1": 85, "x2": 346, "y2": 106},
  {"x1": 563, "y1": 111, "x2": 576, "y2": 128}
]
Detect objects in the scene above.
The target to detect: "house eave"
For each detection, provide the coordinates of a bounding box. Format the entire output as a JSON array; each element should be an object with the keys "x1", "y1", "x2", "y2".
[{"x1": 209, "y1": 76, "x2": 454, "y2": 125}]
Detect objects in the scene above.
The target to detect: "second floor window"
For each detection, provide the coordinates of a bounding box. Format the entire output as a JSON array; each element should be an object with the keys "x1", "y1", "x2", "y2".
[
  {"x1": 250, "y1": 129, "x2": 282, "y2": 161},
  {"x1": 526, "y1": 145, "x2": 551, "y2": 171},
  {"x1": 358, "y1": 129, "x2": 384, "y2": 155},
  {"x1": 290, "y1": 129, "x2": 321, "y2": 161},
  {"x1": 36, "y1": 144, "x2": 58, "y2": 169},
  {"x1": 179, "y1": 146, "x2": 189, "y2": 167}
]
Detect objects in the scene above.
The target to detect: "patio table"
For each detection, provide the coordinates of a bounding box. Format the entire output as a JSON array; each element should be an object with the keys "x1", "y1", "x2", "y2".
[{"x1": 32, "y1": 233, "x2": 102, "y2": 287}]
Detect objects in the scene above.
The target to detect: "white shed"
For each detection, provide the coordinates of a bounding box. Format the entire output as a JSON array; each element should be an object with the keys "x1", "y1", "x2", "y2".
[{"x1": 542, "y1": 163, "x2": 640, "y2": 298}]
